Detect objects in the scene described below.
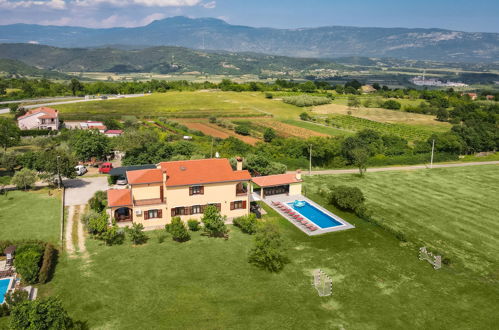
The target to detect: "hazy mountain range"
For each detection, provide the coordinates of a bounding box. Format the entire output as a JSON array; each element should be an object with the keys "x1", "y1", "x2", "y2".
[
  {"x1": 0, "y1": 43, "x2": 345, "y2": 75},
  {"x1": 0, "y1": 16, "x2": 498, "y2": 63}
]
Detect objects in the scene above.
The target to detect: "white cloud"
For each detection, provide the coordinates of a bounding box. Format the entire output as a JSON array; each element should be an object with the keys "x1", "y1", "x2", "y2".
[
  {"x1": 0, "y1": 0, "x2": 66, "y2": 9},
  {"x1": 74, "y1": 0, "x2": 201, "y2": 7},
  {"x1": 202, "y1": 1, "x2": 215, "y2": 9},
  {"x1": 141, "y1": 12, "x2": 167, "y2": 24}
]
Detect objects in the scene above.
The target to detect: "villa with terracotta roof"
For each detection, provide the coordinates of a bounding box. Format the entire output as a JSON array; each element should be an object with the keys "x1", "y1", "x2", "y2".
[
  {"x1": 17, "y1": 107, "x2": 59, "y2": 130},
  {"x1": 107, "y1": 158, "x2": 255, "y2": 229}
]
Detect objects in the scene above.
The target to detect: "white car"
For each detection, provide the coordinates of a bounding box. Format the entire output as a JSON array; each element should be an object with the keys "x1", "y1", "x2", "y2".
[
  {"x1": 75, "y1": 165, "x2": 88, "y2": 176},
  {"x1": 116, "y1": 176, "x2": 128, "y2": 185}
]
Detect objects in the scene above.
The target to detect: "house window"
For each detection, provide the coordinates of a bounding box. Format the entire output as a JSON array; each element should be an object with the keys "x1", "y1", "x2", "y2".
[
  {"x1": 189, "y1": 186, "x2": 204, "y2": 195},
  {"x1": 171, "y1": 207, "x2": 190, "y2": 217},
  {"x1": 230, "y1": 200, "x2": 247, "y2": 210},
  {"x1": 41, "y1": 119, "x2": 46, "y2": 124},
  {"x1": 144, "y1": 209, "x2": 162, "y2": 220},
  {"x1": 191, "y1": 205, "x2": 203, "y2": 214}
]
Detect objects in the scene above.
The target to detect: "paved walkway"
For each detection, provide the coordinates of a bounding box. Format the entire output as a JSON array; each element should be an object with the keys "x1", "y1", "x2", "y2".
[{"x1": 292, "y1": 160, "x2": 499, "y2": 176}]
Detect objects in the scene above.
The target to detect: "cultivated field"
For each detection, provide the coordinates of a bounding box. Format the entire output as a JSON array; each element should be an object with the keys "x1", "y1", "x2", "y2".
[
  {"x1": 305, "y1": 165, "x2": 499, "y2": 276},
  {"x1": 313, "y1": 102, "x2": 451, "y2": 131},
  {"x1": 0, "y1": 189, "x2": 61, "y2": 243}
]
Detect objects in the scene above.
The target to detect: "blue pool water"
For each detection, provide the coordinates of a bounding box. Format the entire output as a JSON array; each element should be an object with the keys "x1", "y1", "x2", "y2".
[
  {"x1": 0, "y1": 278, "x2": 10, "y2": 304},
  {"x1": 288, "y1": 201, "x2": 343, "y2": 229}
]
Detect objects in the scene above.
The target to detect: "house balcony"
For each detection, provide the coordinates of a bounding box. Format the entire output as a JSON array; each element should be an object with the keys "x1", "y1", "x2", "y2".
[
  {"x1": 236, "y1": 190, "x2": 248, "y2": 196},
  {"x1": 133, "y1": 198, "x2": 165, "y2": 206}
]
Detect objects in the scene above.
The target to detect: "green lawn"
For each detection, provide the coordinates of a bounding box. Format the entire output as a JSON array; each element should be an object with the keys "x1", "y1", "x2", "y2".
[
  {"x1": 0, "y1": 189, "x2": 61, "y2": 243},
  {"x1": 36, "y1": 166, "x2": 499, "y2": 329},
  {"x1": 55, "y1": 91, "x2": 303, "y2": 120},
  {"x1": 305, "y1": 165, "x2": 499, "y2": 277}
]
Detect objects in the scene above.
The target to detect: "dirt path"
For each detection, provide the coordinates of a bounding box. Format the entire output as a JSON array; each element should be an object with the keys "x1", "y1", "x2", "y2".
[
  {"x1": 76, "y1": 205, "x2": 87, "y2": 254},
  {"x1": 296, "y1": 161, "x2": 499, "y2": 176},
  {"x1": 65, "y1": 205, "x2": 75, "y2": 255}
]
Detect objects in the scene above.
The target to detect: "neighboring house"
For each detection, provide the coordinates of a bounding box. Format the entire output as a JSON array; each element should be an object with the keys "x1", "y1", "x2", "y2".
[
  {"x1": 80, "y1": 121, "x2": 107, "y2": 133},
  {"x1": 485, "y1": 95, "x2": 495, "y2": 100},
  {"x1": 107, "y1": 158, "x2": 252, "y2": 229},
  {"x1": 104, "y1": 129, "x2": 123, "y2": 137},
  {"x1": 17, "y1": 107, "x2": 59, "y2": 130},
  {"x1": 462, "y1": 92, "x2": 478, "y2": 100},
  {"x1": 361, "y1": 85, "x2": 377, "y2": 93}
]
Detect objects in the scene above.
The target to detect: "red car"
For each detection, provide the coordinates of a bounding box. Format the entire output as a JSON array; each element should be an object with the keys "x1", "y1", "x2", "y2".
[{"x1": 98, "y1": 162, "x2": 113, "y2": 174}]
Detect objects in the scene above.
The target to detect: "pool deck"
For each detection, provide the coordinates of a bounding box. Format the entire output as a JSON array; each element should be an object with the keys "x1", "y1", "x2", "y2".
[{"x1": 254, "y1": 193, "x2": 355, "y2": 236}]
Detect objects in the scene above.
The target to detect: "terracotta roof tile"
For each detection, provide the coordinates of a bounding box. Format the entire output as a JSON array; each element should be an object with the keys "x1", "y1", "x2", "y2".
[
  {"x1": 159, "y1": 158, "x2": 251, "y2": 187},
  {"x1": 126, "y1": 169, "x2": 163, "y2": 185},
  {"x1": 18, "y1": 107, "x2": 58, "y2": 120},
  {"x1": 107, "y1": 189, "x2": 132, "y2": 207},
  {"x1": 252, "y1": 173, "x2": 301, "y2": 187}
]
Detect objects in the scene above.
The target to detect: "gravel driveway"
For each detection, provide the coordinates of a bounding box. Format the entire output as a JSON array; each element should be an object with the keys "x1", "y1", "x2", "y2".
[{"x1": 64, "y1": 177, "x2": 109, "y2": 206}]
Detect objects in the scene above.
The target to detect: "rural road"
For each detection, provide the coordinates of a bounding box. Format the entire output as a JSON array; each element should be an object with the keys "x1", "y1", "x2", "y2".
[
  {"x1": 295, "y1": 160, "x2": 499, "y2": 176},
  {"x1": 22, "y1": 93, "x2": 146, "y2": 109},
  {"x1": 0, "y1": 96, "x2": 83, "y2": 105},
  {"x1": 0, "y1": 108, "x2": 9, "y2": 114}
]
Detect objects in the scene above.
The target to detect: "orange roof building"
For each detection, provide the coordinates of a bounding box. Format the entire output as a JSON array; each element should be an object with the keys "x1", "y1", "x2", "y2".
[{"x1": 17, "y1": 107, "x2": 59, "y2": 131}]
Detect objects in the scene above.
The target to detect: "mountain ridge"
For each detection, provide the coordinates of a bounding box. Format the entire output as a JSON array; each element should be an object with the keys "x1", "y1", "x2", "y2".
[{"x1": 1, "y1": 16, "x2": 498, "y2": 62}]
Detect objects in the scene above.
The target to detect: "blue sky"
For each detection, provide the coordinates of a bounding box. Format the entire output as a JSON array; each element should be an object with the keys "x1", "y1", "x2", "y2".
[{"x1": 0, "y1": 0, "x2": 498, "y2": 32}]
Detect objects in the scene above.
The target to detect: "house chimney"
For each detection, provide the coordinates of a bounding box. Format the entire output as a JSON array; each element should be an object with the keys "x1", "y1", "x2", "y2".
[
  {"x1": 236, "y1": 156, "x2": 243, "y2": 171},
  {"x1": 296, "y1": 169, "x2": 302, "y2": 181}
]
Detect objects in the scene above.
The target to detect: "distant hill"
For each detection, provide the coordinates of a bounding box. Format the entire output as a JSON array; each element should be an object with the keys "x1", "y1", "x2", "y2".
[
  {"x1": 0, "y1": 58, "x2": 71, "y2": 79},
  {"x1": 0, "y1": 44, "x2": 345, "y2": 75},
  {"x1": 0, "y1": 16, "x2": 498, "y2": 62}
]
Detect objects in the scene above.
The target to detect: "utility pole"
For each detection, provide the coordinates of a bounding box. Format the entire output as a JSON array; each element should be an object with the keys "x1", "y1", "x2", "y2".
[
  {"x1": 56, "y1": 155, "x2": 61, "y2": 189},
  {"x1": 309, "y1": 145, "x2": 312, "y2": 175},
  {"x1": 210, "y1": 137, "x2": 214, "y2": 158},
  {"x1": 430, "y1": 139, "x2": 435, "y2": 169}
]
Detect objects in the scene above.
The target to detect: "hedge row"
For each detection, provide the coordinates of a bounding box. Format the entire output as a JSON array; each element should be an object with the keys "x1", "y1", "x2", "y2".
[
  {"x1": 38, "y1": 243, "x2": 57, "y2": 284},
  {"x1": 20, "y1": 130, "x2": 57, "y2": 137}
]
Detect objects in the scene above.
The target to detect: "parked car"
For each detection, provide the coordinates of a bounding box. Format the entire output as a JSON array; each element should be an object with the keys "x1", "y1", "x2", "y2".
[
  {"x1": 116, "y1": 176, "x2": 128, "y2": 185},
  {"x1": 98, "y1": 162, "x2": 113, "y2": 174},
  {"x1": 75, "y1": 165, "x2": 88, "y2": 176}
]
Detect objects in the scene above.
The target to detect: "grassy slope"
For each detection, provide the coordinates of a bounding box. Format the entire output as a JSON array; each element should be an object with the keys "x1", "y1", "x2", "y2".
[
  {"x1": 305, "y1": 165, "x2": 499, "y2": 277},
  {"x1": 0, "y1": 189, "x2": 61, "y2": 243},
  {"x1": 282, "y1": 119, "x2": 354, "y2": 137},
  {"x1": 37, "y1": 166, "x2": 499, "y2": 329}
]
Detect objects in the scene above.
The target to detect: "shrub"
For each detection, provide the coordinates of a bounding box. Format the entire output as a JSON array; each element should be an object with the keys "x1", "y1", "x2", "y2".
[
  {"x1": 125, "y1": 223, "x2": 148, "y2": 245},
  {"x1": 14, "y1": 244, "x2": 44, "y2": 284},
  {"x1": 234, "y1": 125, "x2": 250, "y2": 136},
  {"x1": 248, "y1": 222, "x2": 288, "y2": 272},
  {"x1": 108, "y1": 175, "x2": 118, "y2": 185},
  {"x1": 100, "y1": 225, "x2": 125, "y2": 246},
  {"x1": 201, "y1": 205, "x2": 228, "y2": 238},
  {"x1": 5, "y1": 290, "x2": 29, "y2": 308},
  {"x1": 157, "y1": 234, "x2": 166, "y2": 243},
  {"x1": 328, "y1": 185, "x2": 365, "y2": 211},
  {"x1": 209, "y1": 116, "x2": 217, "y2": 123},
  {"x1": 11, "y1": 168, "x2": 37, "y2": 191},
  {"x1": 9, "y1": 297, "x2": 74, "y2": 330},
  {"x1": 165, "y1": 217, "x2": 190, "y2": 242},
  {"x1": 187, "y1": 219, "x2": 200, "y2": 231},
  {"x1": 83, "y1": 211, "x2": 108, "y2": 236},
  {"x1": 265, "y1": 92, "x2": 273, "y2": 99},
  {"x1": 382, "y1": 100, "x2": 402, "y2": 110},
  {"x1": 38, "y1": 243, "x2": 57, "y2": 284},
  {"x1": 299, "y1": 112, "x2": 311, "y2": 121},
  {"x1": 233, "y1": 213, "x2": 258, "y2": 234},
  {"x1": 263, "y1": 127, "x2": 276, "y2": 142},
  {"x1": 89, "y1": 190, "x2": 107, "y2": 213}
]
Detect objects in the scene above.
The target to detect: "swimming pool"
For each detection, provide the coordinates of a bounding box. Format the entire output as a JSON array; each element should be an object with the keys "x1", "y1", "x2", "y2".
[
  {"x1": 0, "y1": 278, "x2": 11, "y2": 304},
  {"x1": 288, "y1": 201, "x2": 343, "y2": 229}
]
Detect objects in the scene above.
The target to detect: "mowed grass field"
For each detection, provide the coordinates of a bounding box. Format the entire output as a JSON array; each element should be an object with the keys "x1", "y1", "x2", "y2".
[
  {"x1": 0, "y1": 189, "x2": 61, "y2": 243},
  {"x1": 38, "y1": 185, "x2": 499, "y2": 329},
  {"x1": 55, "y1": 91, "x2": 303, "y2": 120},
  {"x1": 305, "y1": 165, "x2": 499, "y2": 277}
]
